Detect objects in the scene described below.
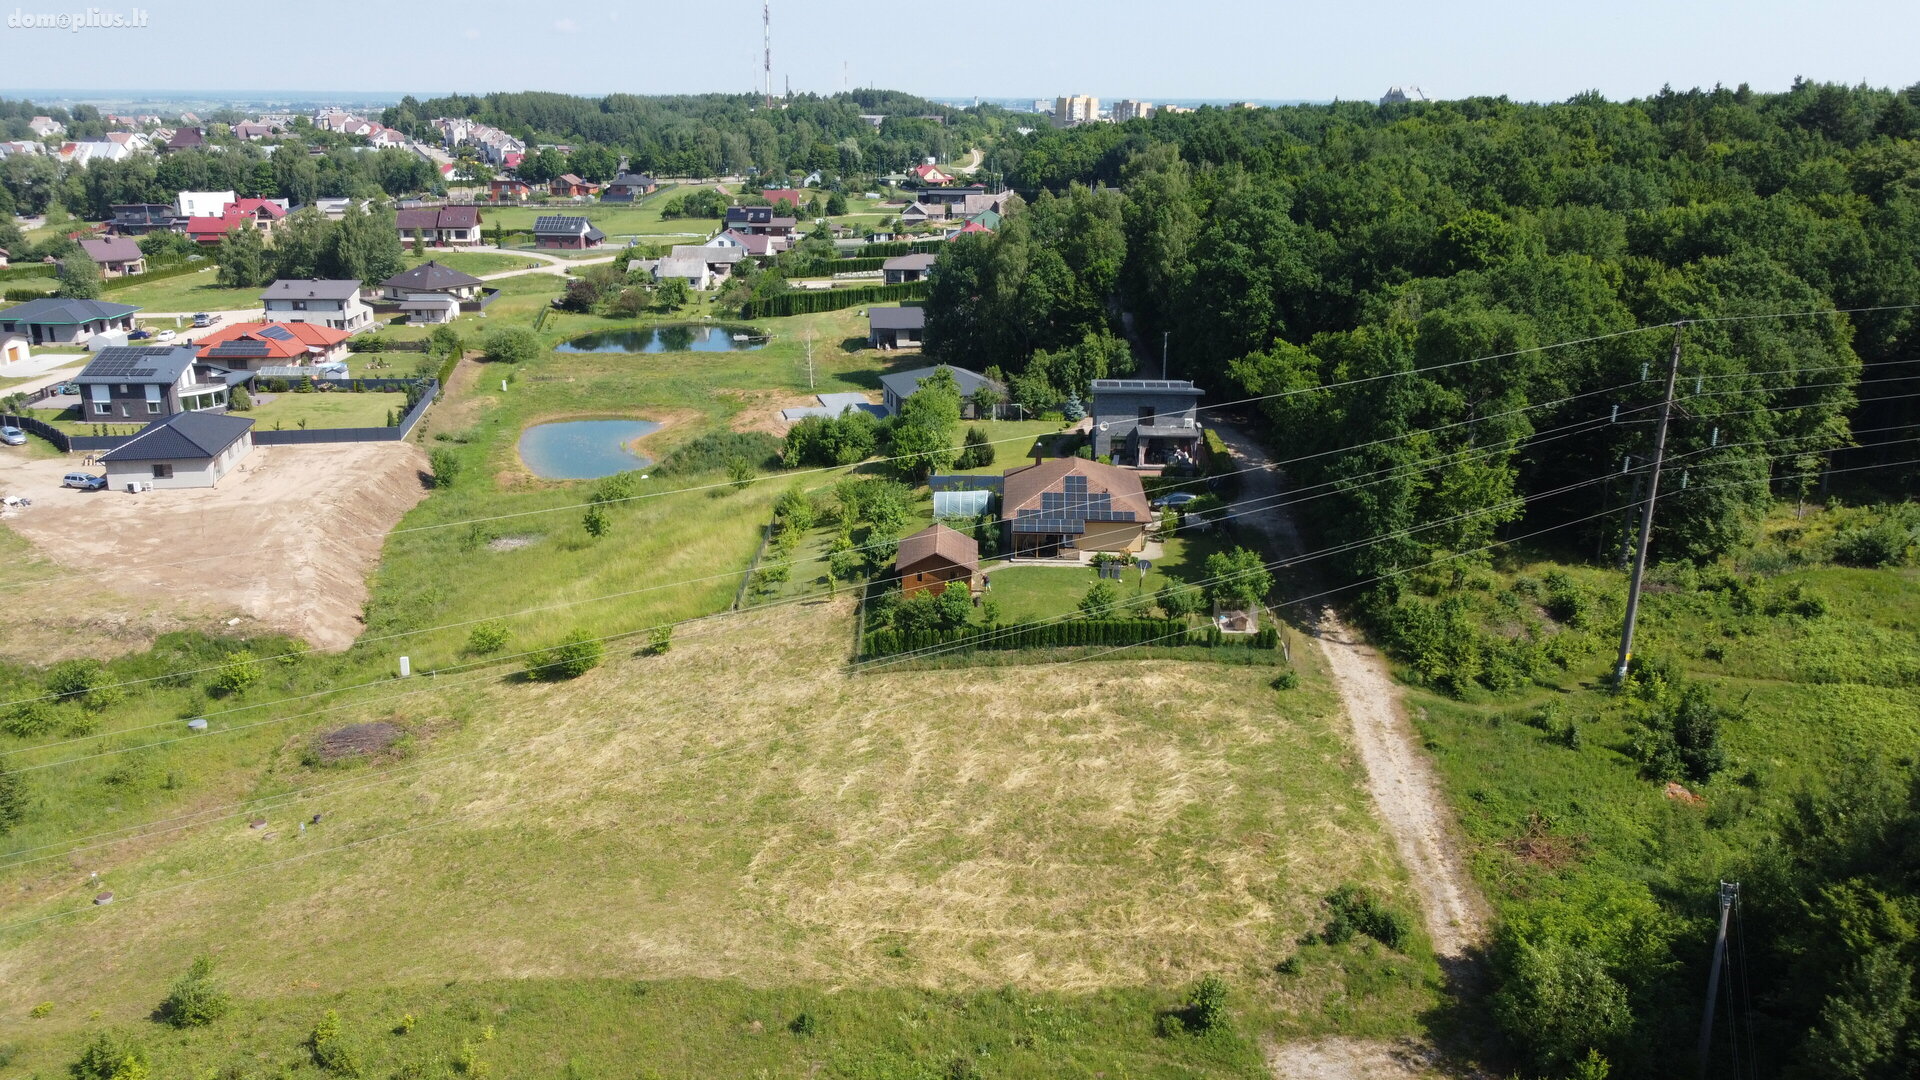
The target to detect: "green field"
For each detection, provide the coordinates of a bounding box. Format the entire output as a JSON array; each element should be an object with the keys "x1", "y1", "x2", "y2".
[
  {"x1": 243, "y1": 390, "x2": 410, "y2": 430},
  {"x1": 401, "y1": 250, "x2": 540, "y2": 276},
  {"x1": 108, "y1": 266, "x2": 260, "y2": 315}
]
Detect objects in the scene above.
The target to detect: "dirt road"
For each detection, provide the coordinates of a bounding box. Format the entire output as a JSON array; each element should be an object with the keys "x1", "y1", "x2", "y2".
[{"x1": 0, "y1": 442, "x2": 427, "y2": 654}]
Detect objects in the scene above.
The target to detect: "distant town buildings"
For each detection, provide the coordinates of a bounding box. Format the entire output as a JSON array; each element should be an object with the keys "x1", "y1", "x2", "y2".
[
  {"x1": 1380, "y1": 85, "x2": 1429, "y2": 105},
  {"x1": 1157, "y1": 104, "x2": 1194, "y2": 115},
  {"x1": 1112, "y1": 100, "x2": 1154, "y2": 123},
  {"x1": 1053, "y1": 95, "x2": 1099, "y2": 126}
]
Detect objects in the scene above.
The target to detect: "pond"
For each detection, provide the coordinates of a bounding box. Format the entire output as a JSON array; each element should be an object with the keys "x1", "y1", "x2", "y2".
[
  {"x1": 554, "y1": 324, "x2": 769, "y2": 354},
  {"x1": 517, "y1": 419, "x2": 660, "y2": 480}
]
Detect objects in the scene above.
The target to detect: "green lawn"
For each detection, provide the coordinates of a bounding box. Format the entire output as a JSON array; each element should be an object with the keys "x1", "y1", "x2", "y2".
[
  {"x1": 985, "y1": 530, "x2": 1233, "y2": 624},
  {"x1": 942, "y1": 419, "x2": 1078, "y2": 475},
  {"x1": 106, "y1": 266, "x2": 260, "y2": 314},
  {"x1": 243, "y1": 390, "x2": 409, "y2": 431},
  {"x1": 402, "y1": 251, "x2": 539, "y2": 276}
]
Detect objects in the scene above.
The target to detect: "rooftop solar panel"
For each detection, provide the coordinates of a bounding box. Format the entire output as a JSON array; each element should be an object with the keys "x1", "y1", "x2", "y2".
[{"x1": 257, "y1": 325, "x2": 295, "y2": 340}]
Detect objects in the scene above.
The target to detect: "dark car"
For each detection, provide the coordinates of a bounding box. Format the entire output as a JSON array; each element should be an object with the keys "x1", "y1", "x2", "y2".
[{"x1": 128, "y1": 328, "x2": 152, "y2": 340}]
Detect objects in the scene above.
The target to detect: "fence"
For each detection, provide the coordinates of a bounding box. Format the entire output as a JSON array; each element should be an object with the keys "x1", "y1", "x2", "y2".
[
  {"x1": 16, "y1": 415, "x2": 72, "y2": 452},
  {"x1": 741, "y1": 281, "x2": 929, "y2": 319}
]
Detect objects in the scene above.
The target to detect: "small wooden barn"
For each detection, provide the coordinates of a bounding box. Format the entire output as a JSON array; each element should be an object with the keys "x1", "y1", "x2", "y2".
[{"x1": 893, "y1": 523, "x2": 980, "y2": 598}]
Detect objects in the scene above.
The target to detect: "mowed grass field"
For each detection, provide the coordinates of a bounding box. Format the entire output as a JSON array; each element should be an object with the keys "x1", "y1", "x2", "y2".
[
  {"x1": 0, "y1": 600, "x2": 1427, "y2": 1077},
  {"x1": 245, "y1": 390, "x2": 410, "y2": 430}
]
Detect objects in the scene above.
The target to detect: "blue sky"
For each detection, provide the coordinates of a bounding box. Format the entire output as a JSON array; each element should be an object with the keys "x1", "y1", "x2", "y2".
[{"x1": 1, "y1": 0, "x2": 1915, "y2": 102}]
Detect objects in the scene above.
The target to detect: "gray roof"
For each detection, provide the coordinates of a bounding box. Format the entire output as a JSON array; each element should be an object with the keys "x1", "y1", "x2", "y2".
[
  {"x1": 654, "y1": 256, "x2": 710, "y2": 279},
  {"x1": 78, "y1": 237, "x2": 143, "y2": 263},
  {"x1": 882, "y1": 253, "x2": 937, "y2": 272},
  {"x1": 671, "y1": 244, "x2": 745, "y2": 263},
  {"x1": 0, "y1": 297, "x2": 140, "y2": 325},
  {"x1": 868, "y1": 306, "x2": 927, "y2": 332},
  {"x1": 381, "y1": 261, "x2": 483, "y2": 291},
  {"x1": 74, "y1": 345, "x2": 200, "y2": 386},
  {"x1": 1092, "y1": 378, "x2": 1205, "y2": 396},
  {"x1": 260, "y1": 279, "x2": 363, "y2": 302},
  {"x1": 101, "y1": 410, "x2": 253, "y2": 463},
  {"x1": 878, "y1": 363, "x2": 1001, "y2": 404}
]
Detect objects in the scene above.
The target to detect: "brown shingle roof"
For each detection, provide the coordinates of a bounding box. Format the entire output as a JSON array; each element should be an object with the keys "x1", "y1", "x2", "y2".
[
  {"x1": 1001, "y1": 458, "x2": 1151, "y2": 530},
  {"x1": 894, "y1": 523, "x2": 980, "y2": 576}
]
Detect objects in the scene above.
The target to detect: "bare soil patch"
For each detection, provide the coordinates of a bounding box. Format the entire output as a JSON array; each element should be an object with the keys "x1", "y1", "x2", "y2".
[
  {"x1": 1268, "y1": 1037, "x2": 1451, "y2": 1079},
  {"x1": 311, "y1": 721, "x2": 404, "y2": 764},
  {"x1": 0, "y1": 442, "x2": 429, "y2": 652},
  {"x1": 486, "y1": 535, "x2": 539, "y2": 553}
]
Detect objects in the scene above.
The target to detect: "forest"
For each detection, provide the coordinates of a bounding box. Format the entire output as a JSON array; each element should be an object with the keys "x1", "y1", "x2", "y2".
[{"x1": 922, "y1": 80, "x2": 1920, "y2": 1078}]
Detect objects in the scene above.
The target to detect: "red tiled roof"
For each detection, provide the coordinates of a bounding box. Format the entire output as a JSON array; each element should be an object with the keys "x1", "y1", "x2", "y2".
[
  {"x1": 762, "y1": 188, "x2": 804, "y2": 206},
  {"x1": 196, "y1": 321, "x2": 349, "y2": 360},
  {"x1": 185, "y1": 211, "x2": 247, "y2": 238},
  {"x1": 231, "y1": 198, "x2": 286, "y2": 219}
]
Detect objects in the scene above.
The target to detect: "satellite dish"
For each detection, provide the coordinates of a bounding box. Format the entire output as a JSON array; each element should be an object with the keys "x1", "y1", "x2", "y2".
[{"x1": 1097, "y1": 422, "x2": 1109, "y2": 432}]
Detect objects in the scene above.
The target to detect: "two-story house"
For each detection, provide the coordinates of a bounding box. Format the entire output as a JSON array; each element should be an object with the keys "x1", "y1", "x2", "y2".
[
  {"x1": 74, "y1": 345, "x2": 234, "y2": 421},
  {"x1": 723, "y1": 205, "x2": 797, "y2": 239},
  {"x1": 379, "y1": 261, "x2": 485, "y2": 305},
  {"x1": 393, "y1": 206, "x2": 483, "y2": 247},
  {"x1": 77, "y1": 237, "x2": 146, "y2": 278},
  {"x1": 1089, "y1": 378, "x2": 1206, "y2": 468},
  {"x1": 259, "y1": 279, "x2": 373, "y2": 334}
]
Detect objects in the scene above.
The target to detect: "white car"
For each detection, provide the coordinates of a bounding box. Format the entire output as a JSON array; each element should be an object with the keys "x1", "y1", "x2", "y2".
[
  {"x1": 0, "y1": 426, "x2": 24, "y2": 446},
  {"x1": 156, "y1": 329, "x2": 177, "y2": 341},
  {"x1": 1151, "y1": 491, "x2": 1203, "y2": 509}
]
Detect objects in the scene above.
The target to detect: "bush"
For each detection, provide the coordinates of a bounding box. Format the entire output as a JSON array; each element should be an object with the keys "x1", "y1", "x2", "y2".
[
  {"x1": 428, "y1": 448, "x2": 461, "y2": 489},
  {"x1": 158, "y1": 954, "x2": 231, "y2": 1028},
  {"x1": 1271, "y1": 670, "x2": 1300, "y2": 690},
  {"x1": 1160, "y1": 974, "x2": 1231, "y2": 1037},
  {"x1": 646, "y1": 625, "x2": 673, "y2": 655},
  {"x1": 1325, "y1": 884, "x2": 1412, "y2": 951},
  {"x1": 526, "y1": 629, "x2": 604, "y2": 680},
  {"x1": 788, "y1": 1012, "x2": 820, "y2": 1036},
  {"x1": 1079, "y1": 579, "x2": 1121, "y2": 619},
  {"x1": 955, "y1": 426, "x2": 995, "y2": 468},
  {"x1": 209, "y1": 650, "x2": 262, "y2": 697},
  {"x1": 583, "y1": 504, "x2": 611, "y2": 538},
  {"x1": 70, "y1": 1032, "x2": 151, "y2": 1080},
  {"x1": 308, "y1": 1010, "x2": 361, "y2": 1076},
  {"x1": 228, "y1": 384, "x2": 252, "y2": 412},
  {"x1": 482, "y1": 325, "x2": 541, "y2": 365},
  {"x1": 0, "y1": 764, "x2": 25, "y2": 834},
  {"x1": 3, "y1": 700, "x2": 57, "y2": 738},
  {"x1": 655, "y1": 431, "x2": 782, "y2": 477},
  {"x1": 466, "y1": 621, "x2": 510, "y2": 655},
  {"x1": 1833, "y1": 516, "x2": 1913, "y2": 567},
  {"x1": 46, "y1": 658, "x2": 107, "y2": 700},
  {"x1": 1491, "y1": 936, "x2": 1631, "y2": 1075}
]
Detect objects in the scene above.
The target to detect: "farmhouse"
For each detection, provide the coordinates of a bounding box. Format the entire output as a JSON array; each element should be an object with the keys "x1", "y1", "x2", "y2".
[
  {"x1": 196, "y1": 321, "x2": 350, "y2": 369},
  {"x1": 74, "y1": 345, "x2": 234, "y2": 420},
  {"x1": 878, "y1": 363, "x2": 1001, "y2": 414},
  {"x1": 893, "y1": 523, "x2": 980, "y2": 598},
  {"x1": 882, "y1": 252, "x2": 937, "y2": 284},
  {"x1": 867, "y1": 306, "x2": 926, "y2": 350},
  {"x1": 393, "y1": 205, "x2": 482, "y2": 246},
  {"x1": 909, "y1": 162, "x2": 954, "y2": 186},
  {"x1": 76, "y1": 236, "x2": 146, "y2": 278},
  {"x1": 1089, "y1": 378, "x2": 1206, "y2": 468},
  {"x1": 259, "y1": 279, "x2": 372, "y2": 333},
  {"x1": 531, "y1": 215, "x2": 606, "y2": 249},
  {"x1": 1001, "y1": 457, "x2": 1152, "y2": 558},
  {"x1": 549, "y1": 174, "x2": 600, "y2": 198},
  {"x1": 600, "y1": 172, "x2": 657, "y2": 201},
  {"x1": 99, "y1": 410, "x2": 254, "y2": 490},
  {"x1": 379, "y1": 261, "x2": 485, "y2": 304},
  {"x1": 0, "y1": 297, "x2": 140, "y2": 346}
]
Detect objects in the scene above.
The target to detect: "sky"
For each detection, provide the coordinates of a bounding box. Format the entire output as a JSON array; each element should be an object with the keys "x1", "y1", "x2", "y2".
[{"x1": 1, "y1": 0, "x2": 1916, "y2": 104}]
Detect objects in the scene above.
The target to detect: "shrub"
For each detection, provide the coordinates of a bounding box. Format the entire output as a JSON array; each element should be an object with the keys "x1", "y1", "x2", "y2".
[
  {"x1": 1325, "y1": 884, "x2": 1412, "y2": 951},
  {"x1": 726, "y1": 455, "x2": 755, "y2": 490},
  {"x1": 46, "y1": 658, "x2": 107, "y2": 700},
  {"x1": 70, "y1": 1032, "x2": 151, "y2": 1080},
  {"x1": 209, "y1": 650, "x2": 262, "y2": 697},
  {"x1": 1491, "y1": 936, "x2": 1631, "y2": 1075},
  {"x1": 158, "y1": 954, "x2": 231, "y2": 1028},
  {"x1": 428, "y1": 448, "x2": 461, "y2": 489},
  {"x1": 582, "y1": 504, "x2": 611, "y2": 538},
  {"x1": 773, "y1": 484, "x2": 816, "y2": 532},
  {"x1": 1271, "y1": 670, "x2": 1300, "y2": 691},
  {"x1": 3, "y1": 700, "x2": 57, "y2": 738},
  {"x1": 655, "y1": 431, "x2": 782, "y2": 477},
  {"x1": 228, "y1": 384, "x2": 252, "y2": 411},
  {"x1": 646, "y1": 625, "x2": 673, "y2": 656},
  {"x1": 1832, "y1": 516, "x2": 1913, "y2": 567},
  {"x1": 955, "y1": 426, "x2": 995, "y2": 468},
  {"x1": 1160, "y1": 974, "x2": 1231, "y2": 1037},
  {"x1": 481, "y1": 325, "x2": 541, "y2": 365},
  {"x1": 0, "y1": 764, "x2": 25, "y2": 834},
  {"x1": 308, "y1": 1010, "x2": 361, "y2": 1076},
  {"x1": 466, "y1": 621, "x2": 510, "y2": 655},
  {"x1": 1079, "y1": 579, "x2": 1121, "y2": 619},
  {"x1": 527, "y1": 629, "x2": 604, "y2": 680},
  {"x1": 788, "y1": 1012, "x2": 820, "y2": 1036},
  {"x1": 1204, "y1": 547, "x2": 1273, "y2": 612}
]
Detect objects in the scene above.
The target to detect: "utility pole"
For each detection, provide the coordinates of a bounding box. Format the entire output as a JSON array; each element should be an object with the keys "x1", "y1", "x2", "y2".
[
  {"x1": 803, "y1": 328, "x2": 815, "y2": 390},
  {"x1": 1613, "y1": 323, "x2": 1685, "y2": 687},
  {"x1": 762, "y1": 1, "x2": 773, "y2": 110},
  {"x1": 1161, "y1": 331, "x2": 1169, "y2": 380},
  {"x1": 1696, "y1": 881, "x2": 1740, "y2": 1079}
]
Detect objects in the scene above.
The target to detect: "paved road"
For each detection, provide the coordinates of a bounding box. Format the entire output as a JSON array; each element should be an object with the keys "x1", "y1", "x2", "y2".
[{"x1": 1208, "y1": 418, "x2": 1488, "y2": 961}]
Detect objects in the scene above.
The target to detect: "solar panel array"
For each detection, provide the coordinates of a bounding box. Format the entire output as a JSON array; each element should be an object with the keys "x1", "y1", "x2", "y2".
[
  {"x1": 257, "y1": 325, "x2": 295, "y2": 341},
  {"x1": 206, "y1": 338, "x2": 272, "y2": 357},
  {"x1": 534, "y1": 215, "x2": 588, "y2": 231},
  {"x1": 84, "y1": 349, "x2": 163, "y2": 378},
  {"x1": 1013, "y1": 474, "x2": 1139, "y2": 534}
]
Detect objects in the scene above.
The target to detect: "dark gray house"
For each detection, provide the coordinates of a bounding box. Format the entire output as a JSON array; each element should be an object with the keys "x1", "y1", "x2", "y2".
[
  {"x1": 1090, "y1": 378, "x2": 1206, "y2": 468},
  {"x1": 882, "y1": 252, "x2": 937, "y2": 284},
  {"x1": 74, "y1": 345, "x2": 233, "y2": 421},
  {"x1": 868, "y1": 306, "x2": 927, "y2": 349},
  {"x1": 100, "y1": 411, "x2": 254, "y2": 490},
  {"x1": 879, "y1": 363, "x2": 1003, "y2": 416}
]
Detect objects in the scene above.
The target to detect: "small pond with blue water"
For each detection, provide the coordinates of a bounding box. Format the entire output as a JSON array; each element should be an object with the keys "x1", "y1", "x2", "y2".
[
  {"x1": 554, "y1": 324, "x2": 768, "y2": 354},
  {"x1": 517, "y1": 419, "x2": 660, "y2": 480}
]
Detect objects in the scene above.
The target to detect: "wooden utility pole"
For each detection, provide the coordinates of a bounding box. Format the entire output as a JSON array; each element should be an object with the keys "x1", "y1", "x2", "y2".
[
  {"x1": 1696, "y1": 881, "x2": 1740, "y2": 1078},
  {"x1": 803, "y1": 329, "x2": 815, "y2": 390},
  {"x1": 1613, "y1": 323, "x2": 1685, "y2": 687}
]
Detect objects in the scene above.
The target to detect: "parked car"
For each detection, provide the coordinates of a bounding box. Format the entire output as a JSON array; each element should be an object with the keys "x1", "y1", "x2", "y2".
[
  {"x1": 63, "y1": 472, "x2": 107, "y2": 490},
  {"x1": 0, "y1": 426, "x2": 24, "y2": 446},
  {"x1": 191, "y1": 312, "x2": 213, "y2": 327},
  {"x1": 156, "y1": 329, "x2": 176, "y2": 341},
  {"x1": 1150, "y1": 491, "x2": 1202, "y2": 509}
]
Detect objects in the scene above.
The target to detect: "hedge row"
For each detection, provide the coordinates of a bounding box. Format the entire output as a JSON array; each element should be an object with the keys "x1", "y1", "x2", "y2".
[
  {"x1": 0, "y1": 263, "x2": 58, "y2": 282},
  {"x1": 101, "y1": 258, "x2": 211, "y2": 294},
  {"x1": 844, "y1": 240, "x2": 945, "y2": 259},
  {"x1": 347, "y1": 336, "x2": 430, "y2": 353},
  {"x1": 861, "y1": 618, "x2": 1278, "y2": 657},
  {"x1": 831, "y1": 257, "x2": 888, "y2": 274},
  {"x1": 742, "y1": 281, "x2": 929, "y2": 319},
  {"x1": 4, "y1": 287, "x2": 54, "y2": 302}
]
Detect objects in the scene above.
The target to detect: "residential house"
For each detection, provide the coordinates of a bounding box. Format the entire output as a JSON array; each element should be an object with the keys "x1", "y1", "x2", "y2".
[
  {"x1": 232, "y1": 122, "x2": 279, "y2": 141},
  {"x1": 709, "y1": 229, "x2": 775, "y2": 257},
  {"x1": 669, "y1": 245, "x2": 745, "y2": 279},
  {"x1": 762, "y1": 188, "x2": 805, "y2": 208},
  {"x1": 899, "y1": 202, "x2": 939, "y2": 226},
  {"x1": 162, "y1": 126, "x2": 207, "y2": 153},
  {"x1": 915, "y1": 185, "x2": 993, "y2": 208},
  {"x1": 600, "y1": 172, "x2": 657, "y2": 202},
  {"x1": 28, "y1": 116, "x2": 64, "y2": 138},
  {"x1": 909, "y1": 162, "x2": 954, "y2": 186},
  {"x1": 867, "y1": 306, "x2": 926, "y2": 350},
  {"x1": 99, "y1": 411, "x2": 255, "y2": 490},
  {"x1": 802, "y1": 170, "x2": 824, "y2": 187},
  {"x1": 531, "y1": 215, "x2": 606, "y2": 249},
  {"x1": 379, "y1": 261, "x2": 486, "y2": 305},
  {"x1": 488, "y1": 178, "x2": 534, "y2": 202},
  {"x1": 77, "y1": 237, "x2": 147, "y2": 278},
  {"x1": 259, "y1": 279, "x2": 373, "y2": 333},
  {"x1": 1089, "y1": 379, "x2": 1205, "y2": 468},
  {"x1": 108, "y1": 203, "x2": 186, "y2": 235},
  {"x1": 947, "y1": 220, "x2": 991, "y2": 239},
  {"x1": 185, "y1": 211, "x2": 250, "y2": 246},
  {"x1": 882, "y1": 252, "x2": 936, "y2": 284},
  {"x1": 652, "y1": 256, "x2": 714, "y2": 291},
  {"x1": 723, "y1": 206, "x2": 796, "y2": 238},
  {"x1": 893, "y1": 524, "x2": 980, "y2": 598},
  {"x1": 399, "y1": 295, "x2": 460, "y2": 324},
  {"x1": 1000, "y1": 457, "x2": 1152, "y2": 557},
  {"x1": 2, "y1": 333, "x2": 28, "y2": 367},
  {"x1": 74, "y1": 345, "x2": 233, "y2": 420},
  {"x1": 878, "y1": 363, "x2": 1001, "y2": 414},
  {"x1": 549, "y1": 173, "x2": 600, "y2": 198},
  {"x1": 0, "y1": 297, "x2": 140, "y2": 346},
  {"x1": 231, "y1": 198, "x2": 289, "y2": 233},
  {"x1": 393, "y1": 205, "x2": 482, "y2": 246},
  {"x1": 175, "y1": 190, "x2": 236, "y2": 218},
  {"x1": 196, "y1": 321, "x2": 351, "y2": 369}
]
